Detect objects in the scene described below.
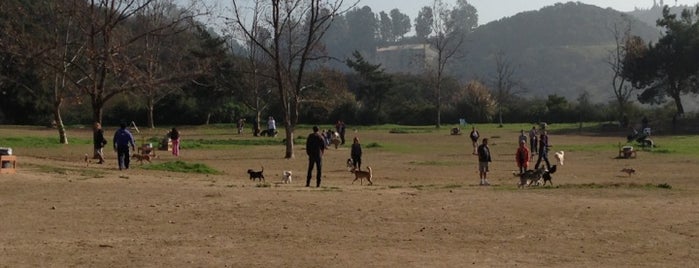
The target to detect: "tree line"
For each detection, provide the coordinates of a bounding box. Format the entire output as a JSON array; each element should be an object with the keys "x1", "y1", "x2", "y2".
[{"x1": 1, "y1": 1, "x2": 696, "y2": 150}]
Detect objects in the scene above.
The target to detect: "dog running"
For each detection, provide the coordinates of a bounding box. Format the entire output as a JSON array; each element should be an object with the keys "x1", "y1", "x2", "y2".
[
  {"x1": 517, "y1": 167, "x2": 546, "y2": 188},
  {"x1": 281, "y1": 170, "x2": 292, "y2": 184},
  {"x1": 131, "y1": 153, "x2": 154, "y2": 164},
  {"x1": 346, "y1": 158, "x2": 354, "y2": 171},
  {"x1": 621, "y1": 168, "x2": 636, "y2": 176},
  {"x1": 554, "y1": 151, "x2": 565, "y2": 166},
  {"x1": 351, "y1": 166, "x2": 373, "y2": 185},
  {"x1": 247, "y1": 166, "x2": 265, "y2": 181},
  {"x1": 541, "y1": 165, "x2": 557, "y2": 186}
]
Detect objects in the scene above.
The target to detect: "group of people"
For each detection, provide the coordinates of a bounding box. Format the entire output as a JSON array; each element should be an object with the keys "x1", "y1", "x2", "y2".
[
  {"x1": 92, "y1": 122, "x2": 181, "y2": 170},
  {"x1": 471, "y1": 125, "x2": 552, "y2": 186}
]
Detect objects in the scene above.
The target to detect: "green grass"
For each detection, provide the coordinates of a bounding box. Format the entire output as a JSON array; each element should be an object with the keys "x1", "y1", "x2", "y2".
[
  {"x1": 0, "y1": 136, "x2": 91, "y2": 148},
  {"x1": 141, "y1": 161, "x2": 221, "y2": 174}
]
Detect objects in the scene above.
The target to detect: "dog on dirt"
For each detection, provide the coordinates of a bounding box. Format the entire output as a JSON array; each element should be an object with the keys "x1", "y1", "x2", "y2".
[
  {"x1": 84, "y1": 153, "x2": 91, "y2": 167},
  {"x1": 131, "y1": 153, "x2": 154, "y2": 164},
  {"x1": 351, "y1": 166, "x2": 373, "y2": 185},
  {"x1": 517, "y1": 167, "x2": 546, "y2": 188},
  {"x1": 554, "y1": 151, "x2": 565, "y2": 166},
  {"x1": 247, "y1": 167, "x2": 265, "y2": 181},
  {"x1": 621, "y1": 168, "x2": 636, "y2": 176},
  {"x1": 541, "y1": 165, "x2": 557, "y2": 186},
  {"x1": 281, "y1": 170, "x2": 292, "y2": 184}
]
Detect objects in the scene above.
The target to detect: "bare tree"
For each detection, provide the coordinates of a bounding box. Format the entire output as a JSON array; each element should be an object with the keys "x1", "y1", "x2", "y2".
[
  {"x1": 228, "y1": 0, "x2": 356, "y2": 158},
  {"x1": 490, "y1": 51, "x2": 523, "y2": 127},
  {"x1": 607, "y1": 17, "x2": 637, "y2": 122},
  {"x1": 67, "y1": 0, "x2": 202, "y2": 124},
  {"x1": 426, "y1": 0, "x2": 475, "y2": 128}
]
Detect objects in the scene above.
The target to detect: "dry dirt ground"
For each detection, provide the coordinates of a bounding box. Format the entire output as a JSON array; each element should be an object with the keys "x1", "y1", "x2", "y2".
[{"x1": 1, "y1": 125, "x2": 698, "y2": 267}]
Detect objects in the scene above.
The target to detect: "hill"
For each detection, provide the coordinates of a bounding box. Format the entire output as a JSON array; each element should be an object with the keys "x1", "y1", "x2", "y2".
[{"x1": 451, "y1": 2, "x2": 662, "y2": 103}]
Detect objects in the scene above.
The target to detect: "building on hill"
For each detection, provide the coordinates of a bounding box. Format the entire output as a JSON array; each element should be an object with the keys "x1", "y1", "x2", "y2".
[{"x1": 375, "y1": 44, "x2": 437, "y2": 74}]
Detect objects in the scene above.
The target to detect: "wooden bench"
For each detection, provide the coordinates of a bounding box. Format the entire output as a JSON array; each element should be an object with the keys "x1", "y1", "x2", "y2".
[{"x1": 0, "y1": 155, "x2": 17, "y2": 174}]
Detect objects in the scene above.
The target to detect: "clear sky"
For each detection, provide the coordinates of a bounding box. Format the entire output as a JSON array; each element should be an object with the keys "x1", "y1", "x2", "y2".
[{"x1": 361, "y1": 0, "x2": 699, "y2": 25}]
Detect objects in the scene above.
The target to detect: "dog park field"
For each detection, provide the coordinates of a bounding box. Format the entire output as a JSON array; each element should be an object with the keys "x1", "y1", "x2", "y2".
[{"x1": 1, "y1": 123, "x2": 698, "y2": 267}]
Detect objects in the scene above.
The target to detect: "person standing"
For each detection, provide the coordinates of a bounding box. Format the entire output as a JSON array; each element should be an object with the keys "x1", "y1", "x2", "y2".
[
  {"x1": 170, "y1": 127, "x2": 180, "y2": 156},
  {"x1": 237, "y1": 118, "x2": 245, "y2": 134},
  {"x1": 336, "y1": 120, "x2": 346, "y2": 145},
  {"x1": 518, "y1": 129, "x2": 527, "y2": 145},
  {"x1": 350, "y1": 137, "x2": 362, "y2": 171},
  {"x1": 477, "y1": 138, "x2": 492, "y2": 186},
  {"x1": 267, "y1": 116, "x2": 276, "y2": 137},
  {"x1": 535, "y1": 130, "x2": 552, "y2": 170},
  {"x1": 113, "y1": 122, "x2": 135, "y2": 170},
  {"x1": 529, "y1": 126, "x2": 538, "y2": 159},
  {"x1": 469, "y1": 126, "x2": 480, "y2": 155},
  {"x1": 515, "y1": 140, "x2": 530, "y2": 174},
  {"x1": 93, "y1": 122, "x2": 107, "y2": 164},
  {"x1": 306, "y1": 126, "x2": 326, "y2": 187}
]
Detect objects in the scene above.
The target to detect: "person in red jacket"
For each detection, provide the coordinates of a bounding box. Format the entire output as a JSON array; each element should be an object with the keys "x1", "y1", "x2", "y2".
[{"x1": 515, "y1": 139, "x2": 530, "y2": 174}]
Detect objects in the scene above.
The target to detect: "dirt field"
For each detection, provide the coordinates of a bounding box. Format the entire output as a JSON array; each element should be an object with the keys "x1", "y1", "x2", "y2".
[{"x1": 1, "y1": 125, "x2": 698, "y2": 267}]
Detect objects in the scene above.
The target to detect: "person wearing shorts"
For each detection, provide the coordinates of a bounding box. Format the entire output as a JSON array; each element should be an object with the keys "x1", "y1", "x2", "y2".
[{"x1": 477, "y1": 138, "x2": 492, "y2": 186}]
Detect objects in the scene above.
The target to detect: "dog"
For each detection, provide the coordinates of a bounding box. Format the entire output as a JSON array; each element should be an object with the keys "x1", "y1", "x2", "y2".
[
  {"x1": 247, "y1": 166, "x2": 265, "y2": 181},
  {"x1": 281, "y1": 170, "x2": 292, "y2": 184},
  {"x1": 259, "y1": 129, "x2": 278, "y2": 137},
  {"x1": 330, "y1": 138, "x2": 341, "y2": 149},
  {"x1": 351, "y1": 166, "x2": 373, "y2": 185},
  {"x1": 131, "y1": 153, "x2": 154, "y2": 164},
  {"x1": 621, "y1": 168, "x2": 636, "y2": 176},
  {"x1": 541, "y1": 165, "x2": 557, "y2": 186},
  {"x1": 554, "y1": 151, "x2": 565, "y2": 166},
  {"x1": 518, "y1": 167, "x2": 546, "y2": 188},
  {"x1": 347, "y1": 158, "x2": 355, "y2": 171},
  {"x1": 84, "y1": 153, "x2": 91, "y2": 167}
]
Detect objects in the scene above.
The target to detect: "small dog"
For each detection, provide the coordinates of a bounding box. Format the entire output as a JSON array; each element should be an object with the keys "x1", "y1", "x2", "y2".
[
  {"x1": 554, "y1": 151, "x2": 565, "y2": 166},
  {"x1": 621, "y1": 168, "x2": 636, "y2": 176},
  {"x1": 346, "y1": 158, "x2": 354, "y2": 171},
  {"x1": 131, "y1": 153, "x2": 153, "y2": 164},
  {"x1": 247, "y1": 166, "x2": 265, "y2": 181},
  {"x1": 84, "y1": 153, "x2": 91, "y2": 167},
  {"x1": 541, "y1": 165, "x2": 557, "y2": 186},
  {"x1": 281, "y1": 170, "x2": 292, "y2": 184},
  {"x1": 518, "y1": 167, "x2": 546, "y2": 188},
  {"x1": 351, "y1": 166, "x2": 373, "y2": 185}
]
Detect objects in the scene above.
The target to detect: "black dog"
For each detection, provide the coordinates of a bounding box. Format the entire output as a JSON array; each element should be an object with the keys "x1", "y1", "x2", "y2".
[
  {"x1": 247, "y1": 167, "x2": 265, "y2": 181},
  {"x1": 541, "y1": 165, "x2": 557, "y2": 186}
]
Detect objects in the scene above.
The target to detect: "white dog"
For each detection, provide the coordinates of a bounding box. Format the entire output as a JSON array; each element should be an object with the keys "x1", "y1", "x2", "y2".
[
  {"x1": 554, "y1": 151, "x2": 565, "y2": 166},
  {"x1": 281, "y1": 170, "x2": 292, "y2": 184}
]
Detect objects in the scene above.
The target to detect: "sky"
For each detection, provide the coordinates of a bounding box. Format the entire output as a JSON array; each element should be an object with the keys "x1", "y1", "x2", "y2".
[{"x1": 361, "y1": 0, "x2": 699, "y2": 25}]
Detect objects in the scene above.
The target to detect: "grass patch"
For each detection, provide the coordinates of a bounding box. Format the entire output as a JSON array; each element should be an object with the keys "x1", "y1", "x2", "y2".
[
  {"x1": 366, "y1": 142, "x2": 382, "y2": 148},
  {"x1": 0, "y1": 136, "x2": 90, "y2": 148},
  {"x1": 142, "y1": 161, "x2": 221, "y2": 174},
  {"x1": 255, "y1": 182, "x2": 271, "y2": 188},
  {"x1": 443, "y1": 184, "x2": 462, "y2": 189}
]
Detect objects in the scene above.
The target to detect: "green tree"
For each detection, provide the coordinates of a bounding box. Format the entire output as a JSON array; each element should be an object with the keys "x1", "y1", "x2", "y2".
[
  {"x1": 414, "y1": 6, "x2": 433, "y2": 40},
  {"x1": 346, "y1": 51, "x2": 393, "y2": 124},
  {"x1": 378, "y1": 11, "x2": 392, "y2": 43},
  {"x1": 390, "y1": 9, "x2": 411, "y2": 40},
  {"x1": 624, "y1": 6, "x2": 699, "y2": 116}
]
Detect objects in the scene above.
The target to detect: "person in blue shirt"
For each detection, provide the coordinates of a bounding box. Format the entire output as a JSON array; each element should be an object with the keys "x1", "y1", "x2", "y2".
[{"x1": 113, "y1": 122, "x2": 135, "y2": 170}]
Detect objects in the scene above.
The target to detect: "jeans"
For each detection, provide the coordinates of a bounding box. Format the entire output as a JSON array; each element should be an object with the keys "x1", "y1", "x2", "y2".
[{"x1": 306, "y1": 156, "x2": 322, "y2": 187}]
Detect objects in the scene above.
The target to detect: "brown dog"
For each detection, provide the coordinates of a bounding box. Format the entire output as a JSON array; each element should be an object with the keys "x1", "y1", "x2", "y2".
[
  {"x1": 621, "y1": 168, "x2": 636, "y2": 176},
  {"x1": 351, "y1": 166, "x2": 373, "y2": 185},
  {"x1": 131, "y1": 153, "x2": 153, "y2": 164}
]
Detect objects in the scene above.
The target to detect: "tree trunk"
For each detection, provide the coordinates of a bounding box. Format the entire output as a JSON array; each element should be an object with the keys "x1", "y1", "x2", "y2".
[
  {"x1": 147, "y1": 99, "x2": 155, "y2": 129},
  {"x1": 283, "y1": 119, "x2": 294, "y2": 159},
  {"x1": 54, "y1": 104, "x2": 68, "y2": 145}
]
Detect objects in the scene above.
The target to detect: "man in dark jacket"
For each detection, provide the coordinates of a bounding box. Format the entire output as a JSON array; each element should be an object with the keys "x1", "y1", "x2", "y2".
[
  {"x1": 113, "y1": 122, "x2": 135, "y2": 170},
  {"x1": 477, "y1": 138, "x2": 492, "y2": 186},
  {"x1": 306, "y1": 126, "x2": 326, "y2": 187}
]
